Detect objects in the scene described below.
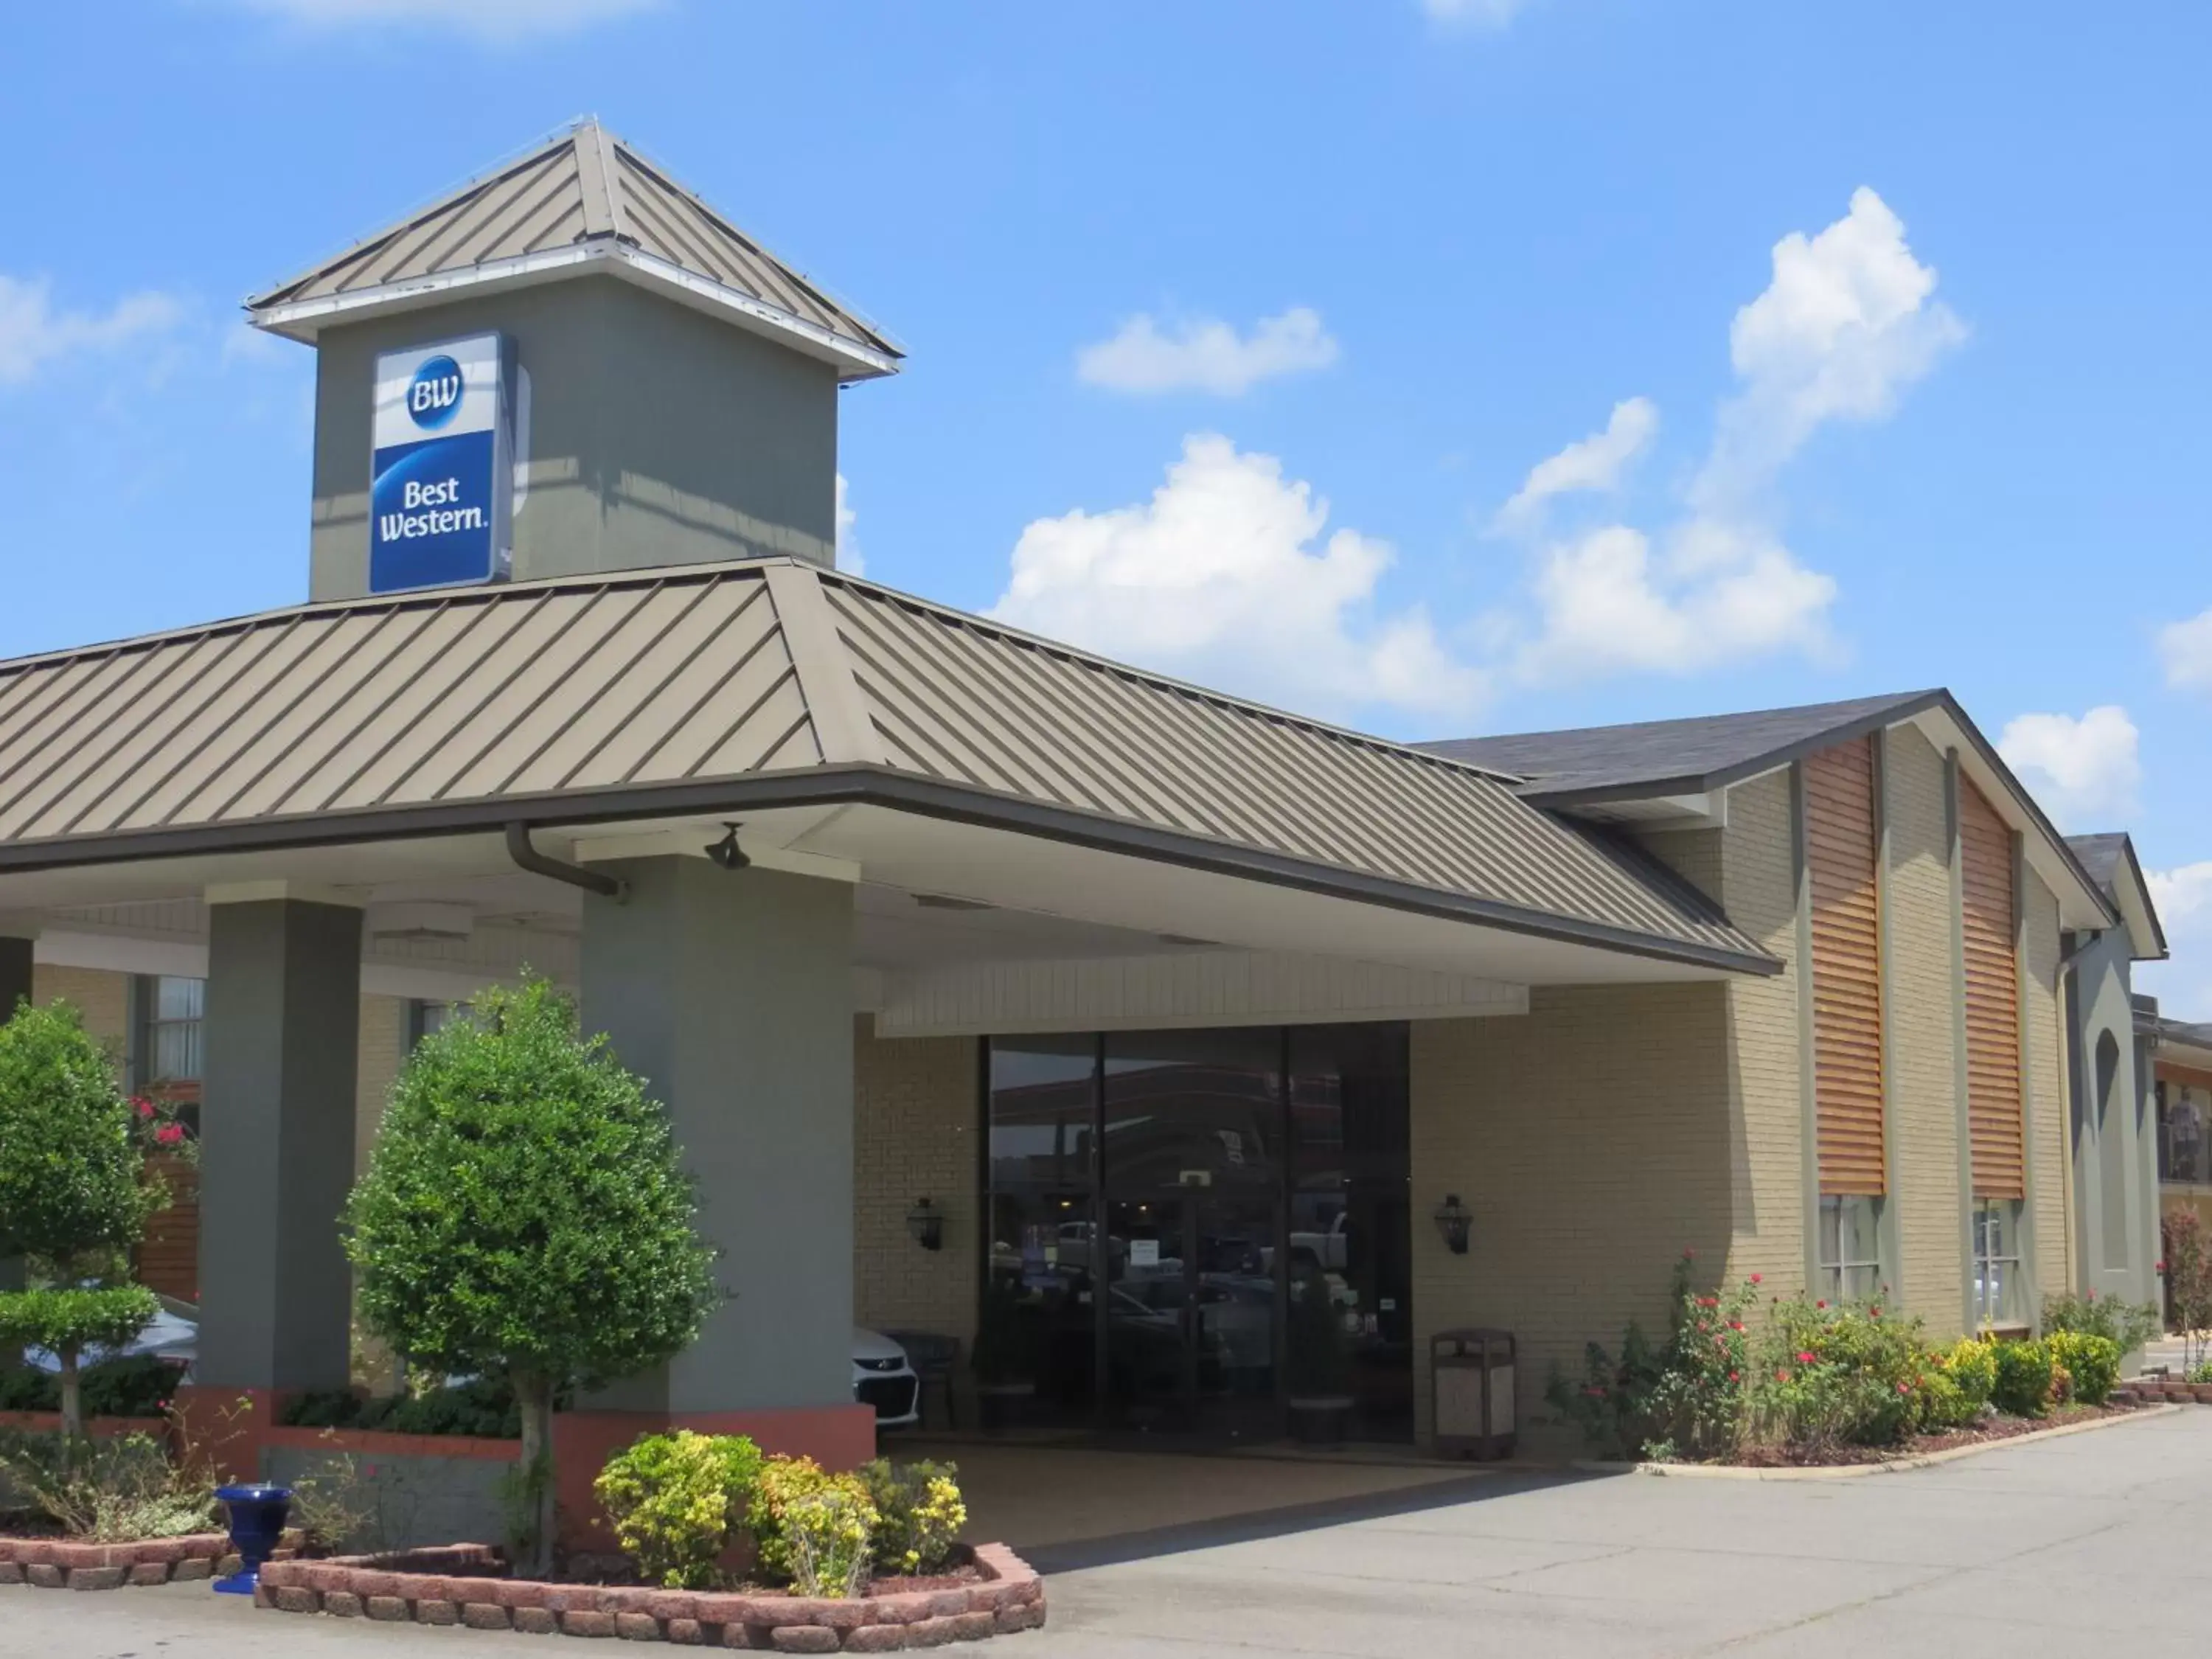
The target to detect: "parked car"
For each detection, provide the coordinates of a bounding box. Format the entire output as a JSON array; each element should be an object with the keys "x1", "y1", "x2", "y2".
[{"x1": 852, "y1": 1326, "x2": 920, "y2": 1428}]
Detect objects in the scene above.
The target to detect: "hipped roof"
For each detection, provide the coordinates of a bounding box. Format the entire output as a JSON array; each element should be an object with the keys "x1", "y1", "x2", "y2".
[
  {"x1": 0, "y1": 560, "x2": 1773, "y2": 976},
  {"x1": 246, "y1": 119, "x2": 899, "y2": 380}
]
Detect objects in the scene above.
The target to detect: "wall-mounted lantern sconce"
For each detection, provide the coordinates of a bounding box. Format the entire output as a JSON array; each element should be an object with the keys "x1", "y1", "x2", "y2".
[
  {"x1": 704, "y1": 822, "x2": 751, "y2": 870},
  {"x1": 906, "y1": 1197, "x2": 945, "y2": 1253},
  {"x1": 1433, "y1": 1194, "x2": 1473, "y2": 1256}
]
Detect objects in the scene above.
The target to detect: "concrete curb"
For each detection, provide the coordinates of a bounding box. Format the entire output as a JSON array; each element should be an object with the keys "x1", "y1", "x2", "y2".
[{"x1": 1571, "y1": 1403, "x2": 2183, "y2": 1481}]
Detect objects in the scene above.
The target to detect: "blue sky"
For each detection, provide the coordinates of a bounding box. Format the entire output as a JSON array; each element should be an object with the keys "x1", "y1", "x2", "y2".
[{"x1": 3, "y1": 0, "x2": 2210, "y2": 1005}]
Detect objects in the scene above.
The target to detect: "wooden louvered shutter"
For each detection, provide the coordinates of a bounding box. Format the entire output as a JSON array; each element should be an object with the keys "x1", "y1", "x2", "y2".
[
  {"x1": 1958, "y1": 776, "x2": 2025, "y2": 1198},
  {"x1": 1806, "y1": 738, "x2": 1885, "y2": 1194}
]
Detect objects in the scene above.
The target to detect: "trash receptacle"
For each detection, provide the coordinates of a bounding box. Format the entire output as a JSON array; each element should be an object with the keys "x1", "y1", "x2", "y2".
[{"x1": 1432, "y1": 1328, "x2": 1515, "y2": 1460}]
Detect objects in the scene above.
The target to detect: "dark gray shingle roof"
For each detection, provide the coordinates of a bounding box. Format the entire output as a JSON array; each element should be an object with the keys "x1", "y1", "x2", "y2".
[{"x1": 1419, "y1": 691, "x2": 1938, "y2": 804}]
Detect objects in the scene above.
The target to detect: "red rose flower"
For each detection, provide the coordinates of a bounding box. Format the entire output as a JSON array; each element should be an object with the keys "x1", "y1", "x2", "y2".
[
  {"x1": 1795, "y1": 1350, "x2": 1817, "y2": 1366},
  {"x1": 135, "y1": 1098, "x2": 156, "y2": 1119},
  {"x1": 1750, "y1": 1273, "x2": 1762, "y2": 1285},
  {"x1": 155, "y1": 1123, "x2": 184, "y2": 1147}
]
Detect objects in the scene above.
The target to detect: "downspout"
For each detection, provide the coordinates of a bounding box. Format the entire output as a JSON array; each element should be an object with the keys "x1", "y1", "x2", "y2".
[{"x1": 504, "y1": 822, "x2": 628, "y2": 902}]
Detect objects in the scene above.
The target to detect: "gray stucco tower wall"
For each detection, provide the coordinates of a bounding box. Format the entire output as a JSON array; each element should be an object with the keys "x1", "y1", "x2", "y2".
[
  {"x1": 307, "y1": 276, "x2": 841, "y2": 602},
  {"x1": 580, "y1": 857, "x2": 855, "y2": 1413},
  {"x1": 198, "y1": 898, "x2": 363, "y2": 1391},
  {"x1": 2067, "y1": 926, "x2": 2159, "y2": 1311}
]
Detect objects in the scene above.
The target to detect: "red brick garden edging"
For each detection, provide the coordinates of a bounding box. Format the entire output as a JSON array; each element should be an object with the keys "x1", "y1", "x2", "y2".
[
  {"x1": 257, "y1": 1541, "x2": 1048, "y2": 1647},
  {"x1": 0, "y1": 1531, "x2": 234, "y2": 1590}
]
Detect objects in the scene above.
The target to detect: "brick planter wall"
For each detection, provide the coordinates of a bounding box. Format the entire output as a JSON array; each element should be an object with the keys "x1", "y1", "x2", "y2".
[
  {"x1": 0, "y1": 1532, "x2": 233, "y2": 1590},
  {"x1": 258, "y1": 1541, "x2": 1047, "y2": 1647}
]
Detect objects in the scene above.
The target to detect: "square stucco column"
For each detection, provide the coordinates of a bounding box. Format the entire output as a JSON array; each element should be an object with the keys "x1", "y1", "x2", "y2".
[
  {"x1": 579, "y1": 857, "x2": 858, "y2": 1423},
  {"x1": 0, "y1": 931, "x2": 30, "y2": 1020},
  {"x1": 196, "y1": 896, "x2": 363, "y2": 1393}
]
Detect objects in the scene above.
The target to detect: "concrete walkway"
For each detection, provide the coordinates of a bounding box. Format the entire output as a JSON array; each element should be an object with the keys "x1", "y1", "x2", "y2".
[{"x1": 7, "y1": 1410, "x2": 2209, "y2": 1658}]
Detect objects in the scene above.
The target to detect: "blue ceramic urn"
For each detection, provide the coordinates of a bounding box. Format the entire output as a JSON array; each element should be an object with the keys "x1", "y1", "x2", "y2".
[{"x1": 212, "y1": 1484, "x2": 293, "y2": 1595}]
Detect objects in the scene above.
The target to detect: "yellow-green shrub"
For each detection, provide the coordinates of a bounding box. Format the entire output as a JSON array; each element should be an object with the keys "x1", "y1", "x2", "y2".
[
  {"x1": 1989, "y1": 1338, "x2": 2055, "y2": 1416},
  {"x1": 2045, "y1": 1331, "x2": 2121, "y2": 1405},
  {"x1": 594, "y1": 1431, "x2": 762, "y2": 1589},
  {"x1": 749, "y1": 1455, "x2": 877, "y2": 1593},
  {"x1": 859, "y1": 1458, "x2": 967, "y2": 1576}
]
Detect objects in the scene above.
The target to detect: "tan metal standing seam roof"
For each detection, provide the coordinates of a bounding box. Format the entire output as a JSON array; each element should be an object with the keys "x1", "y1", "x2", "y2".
[
  {"x1": 244, "y1": 119, "x2": 899, "y2": 374},
  {"x1": 0, "y1": 560, "x2": 1775, "y2": 975}
]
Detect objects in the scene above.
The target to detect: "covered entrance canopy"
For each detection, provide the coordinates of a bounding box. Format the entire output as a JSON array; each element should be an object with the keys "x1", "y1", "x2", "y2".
[{"x1": 0, "y1": 555, "x2": 1776, "y2": 1467}]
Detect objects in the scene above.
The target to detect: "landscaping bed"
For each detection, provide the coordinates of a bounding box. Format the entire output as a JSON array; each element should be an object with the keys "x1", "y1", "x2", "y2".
[
  {"x1": 1722, "y1": 1398, "x2": 2148, "y2": 1467},
  {"x1": 257, "y1": 1540, "x2": 1048, "y2": 1647}
]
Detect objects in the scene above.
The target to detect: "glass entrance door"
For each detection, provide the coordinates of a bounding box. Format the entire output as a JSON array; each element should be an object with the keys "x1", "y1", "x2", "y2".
[{"x1": 1102, "y1": 1194, "x2": 1281, "y2": 1439}]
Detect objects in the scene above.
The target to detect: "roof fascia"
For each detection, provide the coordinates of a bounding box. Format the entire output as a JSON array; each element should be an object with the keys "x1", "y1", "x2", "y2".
[
  {"x1": 2112, "y1": 835, "x2": 2171, "y2": 959},
  {"x1": 1905, "y1": 699, "x2": 2119, "y2": 933},
  {"x1": 246, "y1": 240, "x2": 901, "y2": 380},
  {"x1": 0, "y1": 765, "x2": 1783, "y2": 980}
]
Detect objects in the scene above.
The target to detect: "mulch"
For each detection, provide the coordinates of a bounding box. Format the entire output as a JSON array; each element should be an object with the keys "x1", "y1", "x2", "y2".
[{"x1": 1724, "y1": 1400, "x2": 2146, "y2": 1468}]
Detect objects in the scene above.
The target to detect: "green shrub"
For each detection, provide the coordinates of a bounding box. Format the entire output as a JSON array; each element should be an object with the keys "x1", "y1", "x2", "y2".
[
  {"x1": 1937, "y1": 1337, "x2": 1997, "y2": 1411},
  {"x1": 2042, "y1": 1291, "x2": 2161, "y2": 1355},
  {"x1": 2045, "y1": 1332, "x2": 2121, "y2": 1405},
  {"x1": 276, "y1": 1379, "x2": 524, "y2": 1439},
  {"x1": 858, "y1": 1458, "x2": 966, "y2": 1576},
  {"x1": 2188, "y1": 1360, "x2": 2212, "y2": 1385},
  {"x1": 1989, "y1": 1339, "x2": 2055, "y2": 1416},
  {"x1": 344, "y1": 978, "x2": 719, "y2": 1575},
  {"x1": 594, "y1": 1431, "x2": 763, "y2": 1590},
  {"x1": 1745, "y1": 1298, "x2": 1927, "y2": 1450},
  {"x1": 78, "y1": 1355, "x2": 184, "y2": 1419},
  {"x1": 750, "y1": 1455, "x2": 877, "y2": 1590},
  {"x1": 0, "y1": 1001, "x2": 164, "y2": 1441}
]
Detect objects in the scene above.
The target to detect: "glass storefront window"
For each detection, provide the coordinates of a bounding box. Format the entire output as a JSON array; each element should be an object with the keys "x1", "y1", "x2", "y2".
[
  {"x1": 1103, "y1": 1028, "x2": 1281, "y2": 1193},
  {"x1": 983, "y1": 1022, "x2": 1412, "y2": 1444}
]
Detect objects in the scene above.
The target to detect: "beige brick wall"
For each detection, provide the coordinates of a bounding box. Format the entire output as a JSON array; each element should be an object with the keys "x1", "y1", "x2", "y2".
[
  {"x1": 2023, "y1": 872, "x2": 2068, "y2": 1299},
  {"x1": 852, "y1": 1016, "x2": 978, "y2": 1357},
  {"x1": 1641, "y1": 826, "x2": 1723, "y2": 905},
  {"x1": 1409, "y1": 982, "x2": 1732, "y2": 1449},
  {"x1": 1885, "y1": 726, "x2": 1965, "y2": 1332},
  {"x1": 355, "y1": 994, "x2": 408, "y2": 1178},
  {"x1": 31, "y1": 964, "x2": 131, "y2": 1059},
  {"x1": 1716, "y1": 768, "x2": 1805, "y2": 1290}
]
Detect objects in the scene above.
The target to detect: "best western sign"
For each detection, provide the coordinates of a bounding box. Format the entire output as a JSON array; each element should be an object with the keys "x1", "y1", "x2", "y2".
[{"x1": 369, "y1": 333, "x2": 514, "y2": 594}]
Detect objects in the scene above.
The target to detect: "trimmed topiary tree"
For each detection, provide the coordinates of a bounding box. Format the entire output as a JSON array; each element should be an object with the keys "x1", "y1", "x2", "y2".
[
  {"x1": 344, "y1": 978, "x2": 718, "y2": 1575},
  {"x1": 0, "y1": 999, "x2": 161, "y2": 1443}
]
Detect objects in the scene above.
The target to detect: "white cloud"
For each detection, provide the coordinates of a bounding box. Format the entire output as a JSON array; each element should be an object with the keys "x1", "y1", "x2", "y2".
[
  {"x1": 1696, "y1": 186, "x2": 1966, "y2": 512},
  {"x1": 1997, "y1": 706, "x2": 2141, "y2": 830},
  {"x1": 1494, "y1": 397, "x2": 1656, "y2": 530},
  {"x1": 1498, "y1": 188, "x2": 1958, "y2": 684},
  {"x1": 2143, "y1": 863, "x2": 2212, "y2": 1020},
  {"x1": 218, "y1": 0, "x2": 658, "y2": 41},
  {"x1": 1516, "y1": 523, "x2": 1836, "y2": 681},
  {"x1": 991, "y1": 435, "x2": 1484, "y2": 721},
  {"x1": 1077, "y1": 307, "x2": 1339, "y2": 397},
  {"x1": 2157, "y1": 606, "x2": 2212, "y2": 692},
  {"x1": 0, "y1": 274, "x2": 183, "y2": 386},
  {"x1": 1422, "y1": 0, "x2": 1530, "y2": 24},
  {"x1": 834, "y1": 473, "x2": 861, "y2": 577}
]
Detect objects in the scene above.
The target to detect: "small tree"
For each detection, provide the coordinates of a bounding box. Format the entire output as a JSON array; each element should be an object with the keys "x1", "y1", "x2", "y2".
[
  {"x1": 0, "y1": 1000, "x2": 161, "y2": 1442},
  {"x1": 344, "y1": 978, "x2": 718, "y2": 1576},
  {"x1": 2162, "y1": 1210, "x2": 2212, "y2": 1374}
]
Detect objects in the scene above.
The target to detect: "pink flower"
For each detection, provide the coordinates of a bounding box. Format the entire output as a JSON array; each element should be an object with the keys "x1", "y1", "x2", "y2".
[
  {"x1": 1728, "y1": 1371, "x2": 1739, "y2": 1382},
  {"x1": 1869, "y1": 1307, "x2": 1882, "y2": 1320},
  {"x1": 134, "y1": 1098, "x2": 155, "y2": 1120},
  {"x1": 1730, "y1": 1321, "x2": 1744, "y2": 1333},
  {"x1": 1896, "y1": 1381, "x2": 1912, "y2": 1394},
  {"x1": 1816, "y1": 1300, "x2": 1827, "y2": 1310},
  {"x1": 155, "y1": 1123, "x2": 184, "y2": 1147},
  {"x1": 1775, "y1": 1368, "x2": 1792, "y2": 1382},
  {"x1": 1750, "y1": 1273, "x2": 1763, "y2": 1285},
  {"x1": 1796, "y1": 1350, "x2": 1817, "y2": 1366}
]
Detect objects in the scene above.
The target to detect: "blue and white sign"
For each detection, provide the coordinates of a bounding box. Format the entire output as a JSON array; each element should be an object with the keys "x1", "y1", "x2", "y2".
[{"x1": 369, "y1": 333, "x2": 513, "y2": 594}]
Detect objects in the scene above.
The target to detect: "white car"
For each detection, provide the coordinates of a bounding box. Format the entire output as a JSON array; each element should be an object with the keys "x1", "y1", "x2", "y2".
[{"x1": 852, "y1": 1327, "x2": 919, "y2": 1429}]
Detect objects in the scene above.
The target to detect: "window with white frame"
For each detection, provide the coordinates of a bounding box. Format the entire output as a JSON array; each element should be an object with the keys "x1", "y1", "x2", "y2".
[
  {"x1": 1818, "y1": 1194, "x2": 1882, "y2": 1302},
  {"x1": 1972, "y1": 1198, "x2": 2025, "y2": 1328},
  {"x1": 145, "y1": 975, "x2": 204, "y2": 1085}
]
